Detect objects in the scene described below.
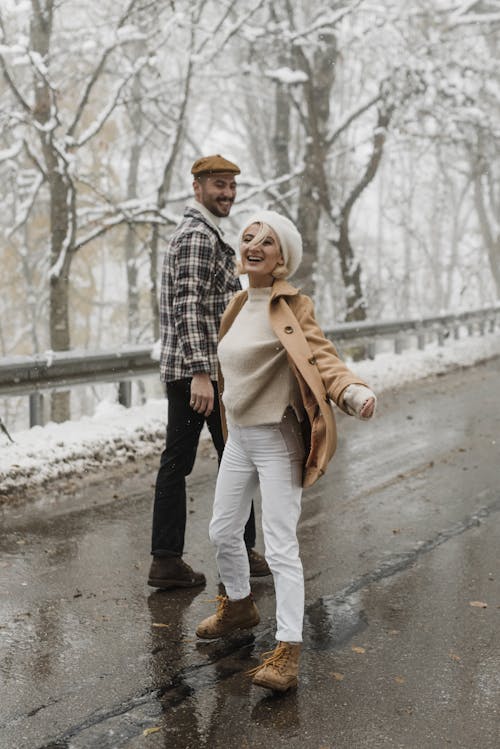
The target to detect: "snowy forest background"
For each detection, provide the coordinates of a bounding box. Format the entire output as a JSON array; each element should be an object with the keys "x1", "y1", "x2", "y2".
[{"x1": 1, "y1": 0, "x2": 500, "y2": 427}]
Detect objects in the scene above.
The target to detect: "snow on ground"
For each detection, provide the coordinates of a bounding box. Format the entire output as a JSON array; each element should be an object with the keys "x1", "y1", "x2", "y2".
[{"x1": 1, "y1": 332, "x2": 500, "y2": 499}]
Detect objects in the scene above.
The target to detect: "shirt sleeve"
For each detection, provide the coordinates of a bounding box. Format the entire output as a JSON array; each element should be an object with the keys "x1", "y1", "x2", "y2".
[{"x1": 171, "y1": 229, "x2": 216, "y2": 375}]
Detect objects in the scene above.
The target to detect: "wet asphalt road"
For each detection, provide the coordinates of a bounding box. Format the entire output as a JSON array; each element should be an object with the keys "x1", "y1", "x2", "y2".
[{"x1": 1, "y1": 358, "x2": 500, "y2": 749}]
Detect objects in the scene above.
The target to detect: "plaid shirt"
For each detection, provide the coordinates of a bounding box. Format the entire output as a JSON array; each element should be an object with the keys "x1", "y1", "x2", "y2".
[{"x1": 159, "y1": 206, "x2": 241, "y2": 382}]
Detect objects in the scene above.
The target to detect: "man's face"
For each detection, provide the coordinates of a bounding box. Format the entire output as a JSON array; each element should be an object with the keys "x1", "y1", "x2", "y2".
[{"x1": 193, "y1": 173, "x2": 237, "y2": 217}]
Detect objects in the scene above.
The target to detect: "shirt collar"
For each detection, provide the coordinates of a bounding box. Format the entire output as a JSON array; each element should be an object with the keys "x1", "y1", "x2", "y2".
[{"x1": 189, "y1": 200, "x2": 224, "y2": 236}]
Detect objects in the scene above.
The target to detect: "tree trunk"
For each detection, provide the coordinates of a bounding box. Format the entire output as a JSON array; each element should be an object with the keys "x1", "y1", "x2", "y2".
[
  {"x1": 295, "y1": 168, "x2": 322, "y2": 296},
  {"x1": 149, "y1": 227, "x2": 161, "y2": 341},
  {"x1": 293, "y1": 31, "x2": 337, "y2": 297},
  {"x1": 125, "y1": 75, "x2": 143, "y2": 343},
  {"x1": 474, "y1": 172, "x2": 500, "y2": 297},
  {"x1": 336, "y1": 217, "x2": 367, "y2": 321},
  {"x1": 49, "y1": 273, "x2": 71, "y2": 421},
  {"x1": 31, "y1": 0, "x2": 74, "y2": 421},
  {"x1": 270, "y1": 9, "x2": 292, "y2": 208},
  {"x1": 149, "y1": 55, "x2": 193, "y2": 340},
  {"x1": 332, "y1": 105, "x2": 393, "y2": 321}
]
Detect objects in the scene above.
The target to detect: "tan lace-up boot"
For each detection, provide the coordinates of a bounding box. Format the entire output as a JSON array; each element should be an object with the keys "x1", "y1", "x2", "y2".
[
  {"x1": 250, "y1": 641, "x2": 301, "y2": 691},
  {"x1": 196, "y1": 594, "x2": 260, "y2": 639}
]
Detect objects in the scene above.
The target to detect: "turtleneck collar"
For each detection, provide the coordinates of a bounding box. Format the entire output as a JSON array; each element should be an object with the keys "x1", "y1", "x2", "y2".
[{"x1": 247, "y1": 286, "x2": 273, "y2": 301}]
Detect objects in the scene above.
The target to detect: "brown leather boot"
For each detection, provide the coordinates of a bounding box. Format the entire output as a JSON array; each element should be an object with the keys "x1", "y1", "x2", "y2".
[
  {"x1": 247, "y1": 548, "x2": 271, "y2": 577},
  {"x1": 147, "y1": 556, "x2": 206, "y2": 589},
  {"x1": 196, "y1": 594, "x2": 260, "y2": 639},
  {"x1": 250, "y1": 641, "x2": 301, "y2": 692}
]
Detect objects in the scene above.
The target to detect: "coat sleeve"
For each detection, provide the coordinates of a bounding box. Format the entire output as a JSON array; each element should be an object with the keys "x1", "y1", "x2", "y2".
[{"x1": 293, "y1": 295, "x2": 369, "y2": 411}]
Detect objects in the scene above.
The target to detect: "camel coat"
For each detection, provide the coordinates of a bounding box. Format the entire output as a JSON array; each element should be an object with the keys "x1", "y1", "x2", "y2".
[{"x1": 218, "y1": 279, "x2": 368, "y2": 488}]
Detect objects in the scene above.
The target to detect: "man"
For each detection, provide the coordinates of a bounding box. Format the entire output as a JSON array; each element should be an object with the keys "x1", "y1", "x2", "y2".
[{"x1": 148, "y1": 154, "x2": 270, "y2": 589}]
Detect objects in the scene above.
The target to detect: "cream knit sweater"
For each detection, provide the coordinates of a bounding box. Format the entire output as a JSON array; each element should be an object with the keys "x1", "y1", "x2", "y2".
[{"x1": 218, "y1": 287, "x2": 301, "y2": 426}]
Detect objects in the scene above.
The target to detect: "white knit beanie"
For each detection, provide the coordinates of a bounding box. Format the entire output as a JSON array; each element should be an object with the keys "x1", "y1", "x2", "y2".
[{"x1": 242, "y1": 210, "x2": 303, "y2": 279}]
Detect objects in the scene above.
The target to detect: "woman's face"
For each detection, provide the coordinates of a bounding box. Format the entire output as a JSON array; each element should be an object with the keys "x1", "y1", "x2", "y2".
[{"x1": 240, "y1": 223, "x2": 284, "y2": 287}]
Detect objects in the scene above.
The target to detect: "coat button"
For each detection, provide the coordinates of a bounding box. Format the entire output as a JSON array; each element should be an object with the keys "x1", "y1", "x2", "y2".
[
  {"x1": 284, "y1": 325, "x2": 294, "y2": 334},
  {"x1": 308, "y1": 356, "x2": 316, "y2": 365}
]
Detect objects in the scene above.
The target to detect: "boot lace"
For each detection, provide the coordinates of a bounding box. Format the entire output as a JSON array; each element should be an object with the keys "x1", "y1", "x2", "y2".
[
  {"x1": 204, "y1": 595, "x2": 229, "y2": 620},
  {"x1": 247, "y1": 643, "x2": 289, "y2": 676}
]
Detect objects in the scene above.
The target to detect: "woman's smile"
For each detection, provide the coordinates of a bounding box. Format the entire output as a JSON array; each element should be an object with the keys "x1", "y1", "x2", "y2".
[{"x1": 240, "y1": 222, "x2": 283, "y2": 286}]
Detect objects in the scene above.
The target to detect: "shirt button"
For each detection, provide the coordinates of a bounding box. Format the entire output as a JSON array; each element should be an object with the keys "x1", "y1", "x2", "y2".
[{"x1": 284, "y1": 325, "x2": 294, "y2": 333}]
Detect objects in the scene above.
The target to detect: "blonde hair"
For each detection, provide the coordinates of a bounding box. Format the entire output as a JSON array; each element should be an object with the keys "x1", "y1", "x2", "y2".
[{"x1": 237, "y1": 221, "x2": 289, "y2": 278}]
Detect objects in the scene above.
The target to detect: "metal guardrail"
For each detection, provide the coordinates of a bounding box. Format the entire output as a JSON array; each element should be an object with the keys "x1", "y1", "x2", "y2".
[
  {"x1": 1, "y1": 304, "x2": 499, "y2": 428},
  {"x1": 0, "y1": 346, "x2": 159, "y2": 397},
  {"x1": 328, "y1": 305, "x2": 500, "y2": 357},
  {"x1": 0, "y1": 345, "x2": 160, "y2": 429}
]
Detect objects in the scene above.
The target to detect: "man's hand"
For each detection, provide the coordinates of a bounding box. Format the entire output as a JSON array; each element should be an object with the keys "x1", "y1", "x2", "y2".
[{"x1": 190, "y1": 373, "x2": 214, "y2": 417}]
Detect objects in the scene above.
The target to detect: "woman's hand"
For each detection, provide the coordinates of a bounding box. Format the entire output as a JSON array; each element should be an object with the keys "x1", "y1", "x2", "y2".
[
  {"x1": 342, "y1": 384, "x2": 377, "y2": 420},
  {"x1": 360, "y1": 396, "x2": 376, "y2": 419}
]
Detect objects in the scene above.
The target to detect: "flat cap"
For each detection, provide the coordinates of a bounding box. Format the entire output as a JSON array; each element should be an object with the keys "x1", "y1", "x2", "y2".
[{"x1": 191, "y1": 154, "x2": 241, "y2": 176}]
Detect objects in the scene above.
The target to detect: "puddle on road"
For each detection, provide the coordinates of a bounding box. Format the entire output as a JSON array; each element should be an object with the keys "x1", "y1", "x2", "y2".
[{"x1": 305, "y1": 592, "x2": 368, "y2": 650}]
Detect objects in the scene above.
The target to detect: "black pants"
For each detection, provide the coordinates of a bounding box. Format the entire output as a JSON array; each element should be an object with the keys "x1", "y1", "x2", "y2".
[{"x1": 151, "y1": 378, "x2": 256, "y2": 556}]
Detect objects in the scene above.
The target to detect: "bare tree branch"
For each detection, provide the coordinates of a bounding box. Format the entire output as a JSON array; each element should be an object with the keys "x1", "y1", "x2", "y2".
[
  {"x1": 0, "y1": 55, "x2": 32, "y2": 114},
  {"x1": 195, "y1": 0, "x2": 267, "y2": 62},
  {"x1": 337, "y1": 105, "x2": 394, "y2": 225},
  {"x1": 325, "y1": 92, "x2": 381, "y2": 148},
  {"x1": 73, "y1": 55, "x2": 149, "y2": 148},
  {"x1": 67, "y1": 0, "x2": 143, "y2": 137},
  {"x1": 73, "y1": 211, "x2": 173, "y2": 252},
  {"x1": 288, "y1": 0, "x2": 364, "y2": 43},
  {"x1": 7, "y1": 172, "x2": 45, "y2": 238}
]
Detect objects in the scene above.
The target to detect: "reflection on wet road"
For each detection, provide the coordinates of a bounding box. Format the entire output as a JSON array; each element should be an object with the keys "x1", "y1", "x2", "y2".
[{"x1": 1, "y1": 358, "x2": 499, "y2": 748}]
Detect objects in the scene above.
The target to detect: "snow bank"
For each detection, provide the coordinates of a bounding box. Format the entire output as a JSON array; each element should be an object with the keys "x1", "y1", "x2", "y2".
[
  {"x1": 1, "y1": 333, "x2": 499, "y2": 498},
  {"x1": 0, "y1": 399, "x2": 166, "y2": 498},
  {"x1": 350, "y1": 333, "x2": 500, "y2": 392}
]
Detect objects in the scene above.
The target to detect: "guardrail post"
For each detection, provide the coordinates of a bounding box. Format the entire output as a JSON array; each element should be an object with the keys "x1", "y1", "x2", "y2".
[
  {"x1": 118, "y1": 380, "x2": 132, "y2": 408},
  {"x1": 437, "y1": 329, "x2": 445, "y2": 347},
  {"x1": 417, "y1": 331, "x2": 426, "y2": 350},
  {"x1": 367, "y1": 340, "x2": 376, "y2": 360},
  {"x1": 478, "y1": 319, "x2": 485, "y2": 336},
  {"x1": 453, "y1": 325, "x2": 460, "y2": 340},
  {"x1": 467, "y1": 321, "x2": 474, "y2": 336},
  {"x1": 394, "y1": 336, "x2": 404, "y2": 354},
  {"x1": 29, "y1": 392, "x2": 44, "y2": 427},
  {"x1": 489, "y1": 317, "x2": 496, "y2": 333}
]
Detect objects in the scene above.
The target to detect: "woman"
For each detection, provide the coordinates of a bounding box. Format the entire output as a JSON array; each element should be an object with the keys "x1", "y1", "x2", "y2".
[{"x1": 195, "y1": 210, "x2": 376, "y2": 692}]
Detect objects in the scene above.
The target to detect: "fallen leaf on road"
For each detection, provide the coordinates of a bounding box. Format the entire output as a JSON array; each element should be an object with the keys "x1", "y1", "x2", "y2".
[
  {"x1": 394, "y1": 676, "x2": 406, "y2": 684},
  {"x1": 331, "y1": 672, "x2": 345, "y2": 681},
  {"x1": 388, "y1": 629, "x2": 400, "y2": 636},
  {"x1": 469, "y1": 601, "x2": 488, "y2": 608},
  {"x1": 352, "y1": 646, "x2": 365, "y2": 654},
  {"x1": 152, "y1": 622, "x2": 170, "y2": 628},
  {"x1": 143, "y1": 726, "x2": 161, "y2": 736},
  {"x1": 449, "y1": 652, "x2": 461, "y2": 662}
]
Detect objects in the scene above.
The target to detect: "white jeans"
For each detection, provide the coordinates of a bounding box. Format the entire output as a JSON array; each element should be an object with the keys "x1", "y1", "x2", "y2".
[{"x1": 209, "y1": 411, "x2": 305, "y2": 642}]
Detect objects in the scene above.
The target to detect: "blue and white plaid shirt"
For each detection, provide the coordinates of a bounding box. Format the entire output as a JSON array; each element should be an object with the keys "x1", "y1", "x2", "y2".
[{"x1": 159, "y1": 206, "x2": 241, "y2": 382}]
